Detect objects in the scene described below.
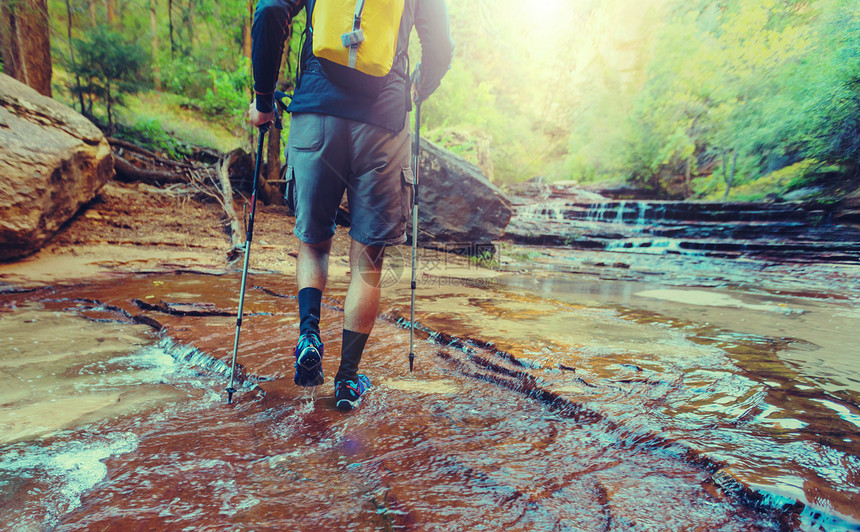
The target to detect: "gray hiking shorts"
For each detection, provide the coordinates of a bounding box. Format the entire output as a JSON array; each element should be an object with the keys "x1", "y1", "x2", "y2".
[{"x1": 285, "y1": 112, "x2": 414, "y2": 247}]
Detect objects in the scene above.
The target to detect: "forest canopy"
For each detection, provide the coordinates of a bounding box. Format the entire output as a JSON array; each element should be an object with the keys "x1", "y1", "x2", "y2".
[{"x1": 24, "y1": 0, "x2": 860, "y2": 198}]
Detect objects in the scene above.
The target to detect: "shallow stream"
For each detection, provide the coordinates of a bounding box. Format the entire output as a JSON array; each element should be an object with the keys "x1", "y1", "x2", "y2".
[{"x1": 1, "y1": 245, "x2": 858, "y2": 530}]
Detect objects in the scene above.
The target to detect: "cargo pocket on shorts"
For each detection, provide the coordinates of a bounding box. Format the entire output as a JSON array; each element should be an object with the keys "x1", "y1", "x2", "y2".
[
  {"x1": 285, "y1": 165, "x2": 297, "y2": 214},
  {"x1": 288, "y1": 114, "x2": 325, "y2": 151},
  {"x1": 401, "y1": 166, "x2": 415, "y2": 225}
]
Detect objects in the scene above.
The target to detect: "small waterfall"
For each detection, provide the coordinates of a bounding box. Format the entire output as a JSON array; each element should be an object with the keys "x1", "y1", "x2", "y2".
[
  {"x1": 605, "y1": 237, "x2": 705, "y2": 256},
  {"x1": 544, "y1": 204, "x2": 564, "y2": 221},
  {"x1": 635, "y1": 202, "x2": 648, "y2": 227},
  {"x1": 614, "y1": 201, "x2": 627, "y2": 224},
  {"x1": 506, "y1": 196, "x2": 860, "y2": 263},
  {"x1": 586, "y1": 202, "x2": 607, "y2": 222},
  {"x1": 517, "y1": 201, "x2": 566, "y2": 222}
]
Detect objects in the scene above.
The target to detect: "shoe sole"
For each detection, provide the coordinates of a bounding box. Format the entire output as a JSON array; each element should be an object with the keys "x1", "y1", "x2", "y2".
[
  {"x1": 336, "y1": 398, "x2": 359, "y2": 411},
  {"x1": 294, "y1": 347, "x2": 323, "y2": 387}
]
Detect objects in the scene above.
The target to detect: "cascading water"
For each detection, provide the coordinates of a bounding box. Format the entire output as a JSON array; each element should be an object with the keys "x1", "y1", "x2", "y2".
[{"x1": 507, "y1": 197, "x2": 860, "y2": 263}]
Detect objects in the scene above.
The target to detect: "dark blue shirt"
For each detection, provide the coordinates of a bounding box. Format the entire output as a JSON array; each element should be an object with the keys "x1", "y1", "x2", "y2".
[{"x1": 252, "y1": 0, "x2": 454, "y2": 132}]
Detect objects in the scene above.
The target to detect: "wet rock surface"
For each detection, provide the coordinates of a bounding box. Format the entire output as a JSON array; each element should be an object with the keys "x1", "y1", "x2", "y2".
[
  {"x1": 410, "y1": 138, "x2": 512, "y2": 249},
  {"x1": 0, "y1": 275, "x2": 775, "y2": 530},
  {"x1": 1, "y1": 253, "x2": 859, "y2": 530},
  {"x1": 504, "y1": 195, "x2": 860, "y2": 263},
  {"x1": 0, "y1": 74, "x2": 113, "y2": 261}
]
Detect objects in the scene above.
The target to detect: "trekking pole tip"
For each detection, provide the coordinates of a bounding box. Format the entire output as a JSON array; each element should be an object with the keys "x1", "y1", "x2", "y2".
[
  {"x1": 409, "y1": 353, "x2": 414, "y2": 373},
  {"x1": 226, "y1": 387, "x2": 236, "y2": 404}
]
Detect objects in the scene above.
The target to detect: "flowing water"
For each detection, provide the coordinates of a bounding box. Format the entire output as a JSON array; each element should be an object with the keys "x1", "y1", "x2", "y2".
[{"x1": 1, "y1": 241, "x2": 859, "y2": 530}]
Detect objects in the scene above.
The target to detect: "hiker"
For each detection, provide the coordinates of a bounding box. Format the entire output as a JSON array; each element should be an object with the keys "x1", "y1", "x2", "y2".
[{"x1": 248, "y1": 0, "x2": 453, "y2": 410}]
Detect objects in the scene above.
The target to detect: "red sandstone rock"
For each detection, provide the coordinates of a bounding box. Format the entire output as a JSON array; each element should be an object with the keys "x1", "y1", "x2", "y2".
[{"x1": 0, "y1": 73, "x2": 113, "y2": 261}]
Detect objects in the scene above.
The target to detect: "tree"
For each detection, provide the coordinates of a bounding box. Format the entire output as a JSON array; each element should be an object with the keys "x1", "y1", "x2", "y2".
[
  {"x1": 150, "y1": 0, "x2": 161, "y2": 90},
  {"x1": 0, "y1": 0, "x2": 52, "y2": 96},
  {"x1": 260, "y1": 11, "x2": 305, "y2": 205},
  {"x1": 69, "y1": 26, "x2": 146, "y2": 133},
  {"x1": 64, "y1": 0, "x2": 85, "y2": 112}
]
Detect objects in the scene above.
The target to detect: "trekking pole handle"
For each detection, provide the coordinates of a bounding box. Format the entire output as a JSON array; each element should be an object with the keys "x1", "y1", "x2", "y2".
[
  {"x1": 273, "y1": 90, "x2": 292, "y2": 131},
  {"x1": 410, "y1": 63, "x2": 422, "y2": 104}
]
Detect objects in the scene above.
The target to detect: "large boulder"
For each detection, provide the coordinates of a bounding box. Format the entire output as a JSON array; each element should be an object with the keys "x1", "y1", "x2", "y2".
[
  {"x1": 410, "y1": 138, "x2": 511, "y2": 251},
  {"x1": 0, "y1": 74, "x2": 113, "y2": 261}
]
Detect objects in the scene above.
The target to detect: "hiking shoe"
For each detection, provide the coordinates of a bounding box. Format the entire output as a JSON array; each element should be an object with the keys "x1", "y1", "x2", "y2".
[
  {"x1": 294, "y1": 332, "x2": 324, "y2": 387},
  {"x1": 334, "y1": 374, "x2": 371, "y2": 411}
]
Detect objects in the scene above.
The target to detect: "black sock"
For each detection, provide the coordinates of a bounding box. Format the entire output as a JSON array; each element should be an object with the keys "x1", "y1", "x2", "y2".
[
  {"x1": 335, "y1": 329, "x2": 369, "y2": 383},
  {"x1": 298, "y1": 287, "x2": 322, "y2": 335}
]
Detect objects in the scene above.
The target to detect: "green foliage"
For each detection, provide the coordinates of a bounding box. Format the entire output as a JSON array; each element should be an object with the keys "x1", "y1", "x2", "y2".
[
  {"x1": 114, "y1": 116, "x2": 189, "y2": 160},
  {"x1": 200, "y1": 61, "x2": 252, "y2": 116},
  {"x1": 123, "y1": 92, "x2": 242, "y2": 153},
  {"x1": 160, "y1": 57, "x2": 210, "y2": 99},
  {"x1": 197, "y1": 60, "x2": 253, "y2": 135},
  {"x1": 711, "y1": 159, "x2": 819, "y2": 201},
  {"x1": 469, "y1": 249, "x2": 499, "y2": 270},
  {"x1": 603, "y1": 0, "x2": 859, "y2": 197},
  {"x1": 67, "y1": 25, "x2": 146, "y2": 132},
  {"x1": 421, "y1": 58, "x2": 497, "y2": 131},
  {"x1": 43, "y1": 0, "x2": 858, "y2": 201}
]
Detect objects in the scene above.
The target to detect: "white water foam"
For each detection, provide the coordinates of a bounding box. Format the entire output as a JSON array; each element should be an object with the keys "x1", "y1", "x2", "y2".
[
  {"x1": 0, "y1": 432, "x2": 139, "y2": 529},
  {"x1": 0, "y1": 335, "x2": 229, "y2": 529}
]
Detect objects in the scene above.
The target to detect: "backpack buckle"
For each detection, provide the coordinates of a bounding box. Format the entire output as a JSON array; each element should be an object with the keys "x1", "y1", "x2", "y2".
[{"x1": 341, "y1": 29, "x2": 365, "y2": 48}]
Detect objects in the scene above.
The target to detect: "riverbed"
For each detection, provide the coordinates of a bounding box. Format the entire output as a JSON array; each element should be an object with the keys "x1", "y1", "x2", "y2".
[{"x1": 1, "y1": 240, "x2": 858, "y2": 530}]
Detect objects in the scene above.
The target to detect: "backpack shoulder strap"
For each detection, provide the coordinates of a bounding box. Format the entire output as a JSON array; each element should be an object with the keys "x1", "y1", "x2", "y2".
[{"x1": 345, "y1": 0, "x2": 367, "y2": 68}]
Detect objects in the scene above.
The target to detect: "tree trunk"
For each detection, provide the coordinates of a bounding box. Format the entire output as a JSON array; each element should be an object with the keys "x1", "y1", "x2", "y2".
[
  {"x1": 65, "y1": 0, "x2": 85, "y2": 113},
  {"x1": 723, "y1": 149, "x2": 738, "y2": 199},
  {"x1": 185, "y1": 0, "x2": 194, "y2": 50},
  {"x1": 684, "y1": 161, "x2": 690, "y2": 198},
  {"x1": 106, "y1": 0, "x2": 116, "y2": 25},
  {"x1": 262, "y1": 128, "x2": 284, "y2": 205},
  {"x1": 108, "y1": 137, "x2": 196, "y2": 167},
  {"x1": 168, "y1": 0, "x2": 175, "y2": 59},
  {"x1": 0, "y1": 0, "x2": 52, "y2": 97},
  {"x1": 261, "y1": 29, "x2": 290, "y2": 205},
  {"x1": 242, "y1": 0, "x2": 253, "y2": 60},
  {"x1": 106, "y1": 83, "x2": 114, "y2": 133},
  {"x1": 150, "y1": 0, "x2": 161, "y2": 90},
  {"x1": 218, "y1": 152, "x2": 244, "y2": 253},
  {"x1": 113, "y1": 154, "x2": 190, "y2": 184},
  {"x1": 89, "y1": 0, "x2": 97, "y2": 24}
]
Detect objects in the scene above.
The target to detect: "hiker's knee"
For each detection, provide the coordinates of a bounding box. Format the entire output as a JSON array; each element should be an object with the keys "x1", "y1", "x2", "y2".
[
  {"x1": 300, "y1": 238, "x2": 332, "y2": 255},
  {"x1": 350, "y1": 241, "x2": 385, "y2": 273}
]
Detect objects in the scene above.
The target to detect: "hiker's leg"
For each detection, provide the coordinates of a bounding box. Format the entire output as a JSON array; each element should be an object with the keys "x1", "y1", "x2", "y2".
[
  {"x1": 297, "y1": 238, "x2": 332, "y2": 292},
  {"x1": 345, "y1": 239, "x2": 384, "y2": 333},
  {"x1": 293, "y1": 239, "x2": 326, "y2": 385},
  {"x1": 296, "y1": 238, "x2": 331, "y2": 336},
  {"x1": 288, "y1": 113, "x2": 350, "y2": 338},
  {"x1": 333, "y1": 116, "x2": 409, "y2": 385},
  {"x1": 335, "y1": 239, "x2": 385, "y2": 382}
]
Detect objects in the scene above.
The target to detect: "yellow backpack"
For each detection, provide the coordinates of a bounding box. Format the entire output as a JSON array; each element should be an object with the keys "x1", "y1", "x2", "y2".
[{"x1": 311, "y1": 0, "x2": 406, "y2": 87}]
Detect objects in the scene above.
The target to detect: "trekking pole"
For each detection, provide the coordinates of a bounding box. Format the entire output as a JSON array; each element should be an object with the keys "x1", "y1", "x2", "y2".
[
  {"x1": 226, "y1": 93, "x2": 287, "y2": 403},
  {"x1": 226, "y1": 122, "x2": 268, "y2": 404},
  {"x1": 409, "y1": 99, "x2": 421, "y2": 373}
]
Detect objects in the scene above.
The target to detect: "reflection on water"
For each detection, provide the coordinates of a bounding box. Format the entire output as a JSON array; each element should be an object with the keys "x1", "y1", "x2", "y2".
[
  {"x1": 0, "y1": 243, "x2": 858, "y2": 530},
  {"x1": 382, "y1": 378, "x2": 460, "y2": 394},
  {"x1": 0, "y1": 307, "x2": 178, "y2": 445}
]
